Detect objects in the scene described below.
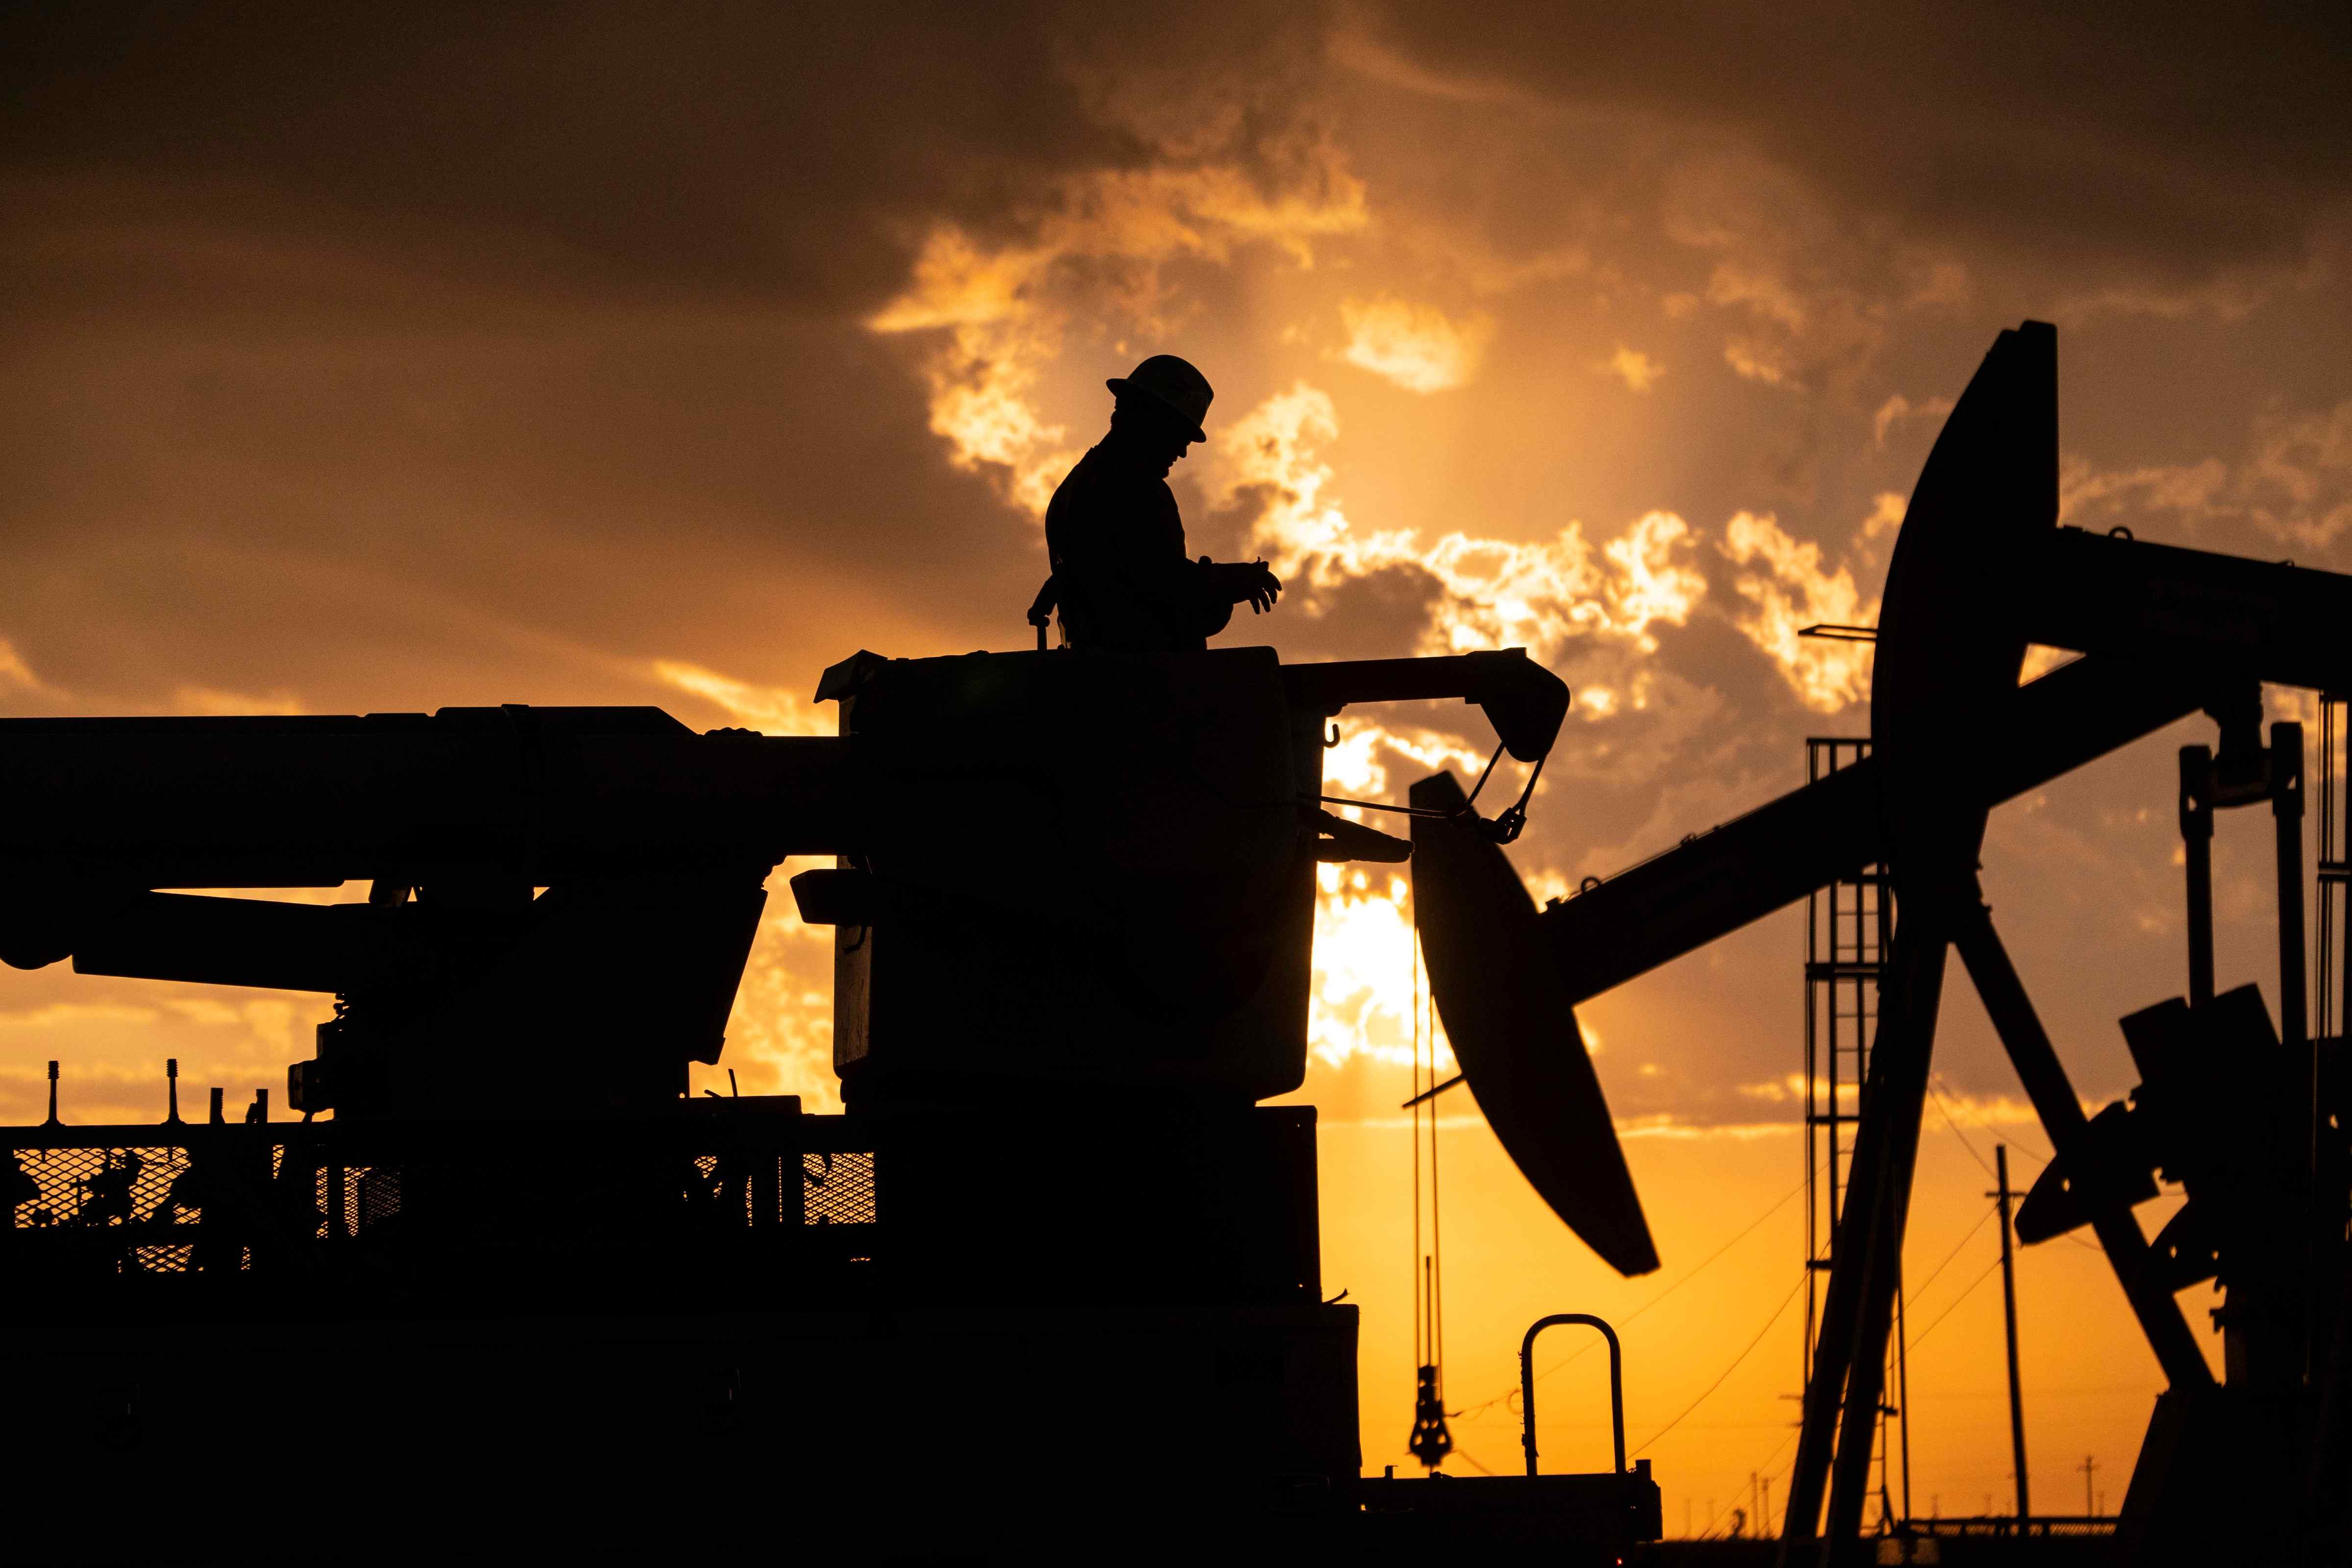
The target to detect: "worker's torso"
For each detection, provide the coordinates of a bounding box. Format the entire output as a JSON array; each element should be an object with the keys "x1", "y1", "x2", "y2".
[{"x1": 1045, "y1": 443, "x2": 1203, "y2": 652}]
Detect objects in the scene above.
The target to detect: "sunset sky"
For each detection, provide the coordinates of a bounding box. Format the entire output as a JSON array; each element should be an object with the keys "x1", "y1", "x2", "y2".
[{"x1": 6, "y1": 2, "x2": 2350, "y2": 1535}]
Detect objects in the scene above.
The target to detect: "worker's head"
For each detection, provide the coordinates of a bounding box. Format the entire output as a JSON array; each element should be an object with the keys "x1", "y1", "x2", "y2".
[{"x1": 1106, "y1": 355, "x2": 1211, "y2": 470}]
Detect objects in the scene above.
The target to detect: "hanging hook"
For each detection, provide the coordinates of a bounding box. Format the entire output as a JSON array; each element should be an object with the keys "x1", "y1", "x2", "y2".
[{"x1": 1324, "y1": 723, "x2": 1342, "y2": 749}]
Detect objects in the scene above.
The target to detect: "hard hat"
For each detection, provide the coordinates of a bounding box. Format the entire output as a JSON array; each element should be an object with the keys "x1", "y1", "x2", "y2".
[{"x1": 1106, "y1": 355, "x2": 1213, "y2": 442}]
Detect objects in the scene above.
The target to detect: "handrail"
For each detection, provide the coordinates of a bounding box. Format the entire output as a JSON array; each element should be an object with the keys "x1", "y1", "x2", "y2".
[{"x1": 1519, "y1": 1312, "x2": 1624, "y2": 1477}]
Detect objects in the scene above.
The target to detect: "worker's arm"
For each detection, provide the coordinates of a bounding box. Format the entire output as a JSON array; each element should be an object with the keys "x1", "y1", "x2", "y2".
[{"x1": 1112, "y1": 483, "x2": 1280, "y2": 632}]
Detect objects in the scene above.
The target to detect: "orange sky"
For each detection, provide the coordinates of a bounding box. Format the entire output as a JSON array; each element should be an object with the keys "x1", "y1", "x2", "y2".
[{"x1": 4, "y1": 2, "x2": 2349, "y2": 1536}]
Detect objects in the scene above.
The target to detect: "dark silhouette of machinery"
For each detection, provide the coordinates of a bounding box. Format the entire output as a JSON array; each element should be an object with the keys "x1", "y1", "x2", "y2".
[
  {"x1": 0, "y1": 641, "x2": 1668, "y2": 1557},
  {"x1": 0, "y1": 647, "x2": 1568, "y2": 1118},
  {"x1": 1404, "y1": 322, "x2": 2352, "y2": 1566}
]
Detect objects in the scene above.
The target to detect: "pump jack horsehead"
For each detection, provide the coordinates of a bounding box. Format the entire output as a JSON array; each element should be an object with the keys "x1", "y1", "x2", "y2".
[{"x1": 1408, "y1": 321, "x2": 2352, "y2": 1565}]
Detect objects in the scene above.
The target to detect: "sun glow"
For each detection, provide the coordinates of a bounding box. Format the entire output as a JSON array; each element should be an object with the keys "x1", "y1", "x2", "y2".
[
  {"x1": 1306, "y1": 719, "x2": 1501, "y2": 1072},
  {"x1": 652, "y1": 660, "x2": 833, "y2": 735}
]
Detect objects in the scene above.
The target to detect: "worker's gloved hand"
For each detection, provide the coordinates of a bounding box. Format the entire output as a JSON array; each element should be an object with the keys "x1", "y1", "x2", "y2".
[{"x1": 1210, "y1": 560, "x2": 1283, "y2": 613}]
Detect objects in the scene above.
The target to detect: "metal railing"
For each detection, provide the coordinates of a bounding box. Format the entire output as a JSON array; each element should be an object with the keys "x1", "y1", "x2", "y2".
[{"x1": 3, "y1": 1112, "x2": 878, "y2": 1297}]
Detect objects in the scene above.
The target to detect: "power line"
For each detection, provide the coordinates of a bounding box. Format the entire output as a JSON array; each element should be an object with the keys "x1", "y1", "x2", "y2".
[
  {"x1": 1927, "y1": 1073, "x2": 2057, "y2": 1168},
  {"x1": 1455, "y1": 1167, "x2": 1815, "y2": 1423},
  {"x1": 1633, "y1": 1271, "x2": 1808, "y2": 1458},
  {"x1": 1906, "y1": 1255, "x2": 2006, "y2": 1355},
  {"x1": 1926, "y1": 1078, "x2": 2006, "y2": 1180},
  {"x1": 1926, "y1": 1080, "x2": 2102, "y2": 1251},
  {"x1": 1907, "y1": 1203, "x2": 1997, "y2": 1305}
]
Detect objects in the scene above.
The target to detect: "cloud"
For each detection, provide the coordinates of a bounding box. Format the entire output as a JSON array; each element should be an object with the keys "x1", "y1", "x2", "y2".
[
  {"x1": 1209, "y1": 382, "x2": 1708, "y2": 669},
  {"x1": 174, "y1": 685, "x2": 303, "y2": 715},
  {"x1": 1704, "y1": 260, "x2": 1809, "y2": 334},
  {"x1": 1326, "y1": 27, "x2": 1537, "y2": 108},
  {"x1": 697, "y1": 878, "x2": 842, "y2": 1110},
  {"x1": 2059, "y1": 458, "x2": 2230, "y2": 526},
  {"x1": 1855, "y1": 490, "x2": 1905, "y2": 565},
  {"x1": 652, "y1": 660, "x2": 832, "y2": 735},
  {"x1": 1871, "y1": 393, "x2": 1954, "y2": 448},
  {"x1": 1348, "y1": 5, "x2": 2352, "y2": 298},
  {"x1": 1681, "y1": 224, "x2": 1909, "y2": 400},
  {"x1": 1716, "y1": 510, "x2": 1879, "y2": 712},
  {"x1": 1601, "y1": 347, "x2": 1665, "y2": 393},
  {"x1": 0, "y1": 1002, "x2": 159, "y2": 1029},
  {"x1": 0, "y1": 637, "x2": 62, "y2": 701},
  {"x1": 1722, "y1": 340, "x2": 1788, "y2": 386},
  {"x1": 2059, "y1": 397, "x2": 2352, "y2": 552},
  {"x1": 864, "y1": 227, "x2": 1082, "y2": 518},
  {"x1": 1336, "y1": 296, "x2": 1495, "y2": 392},
  {"x1": 867, "y1": 145, "x2": 1370, "y2": 518},
  {"x1": 2244, "y1": 399, "x2": 2352, "y2": 549}
]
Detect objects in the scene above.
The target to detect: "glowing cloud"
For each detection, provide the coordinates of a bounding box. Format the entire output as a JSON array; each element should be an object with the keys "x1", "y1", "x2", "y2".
[
  {"x1": 1337, "y1": 297, "x2": 1495, "y2": 392},
  {"x1": 652, "y1": 660, "x2": 831, "y2": 735},
  {"x1": 1717, "y1": 511, "x2": 1879, "y2": 711},
  {"x1": 707, "y1": 884, "x2": 843, "y2": 1111},
  {"x1": 868, "y1": 147, "x2": 1370, "y2": 518},
  {"x1": 1871, "y1": 393, "x2": 1954, "y2": 447},
  {"x1": 1602, "y1": 346, "x2": 1665, "y2": 393},
  {"x1": 174, "y1": 686, "x2": 304, "y2": 716},
  {"x1": 1209, "y1": 382, "x2": 1707, "y2": 666},
  {"x1": 642, "y1": 664, "x2": 844, "y2": 1106},
  {"x1": 0, "y1": 637, "x2": 60, "y2": 700},
  {"x1": 1723, "y1": 338, "x2": 1789, "y2": 386}
]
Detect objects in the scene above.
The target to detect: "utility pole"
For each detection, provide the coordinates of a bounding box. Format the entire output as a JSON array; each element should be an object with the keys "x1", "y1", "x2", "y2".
[
  {"x1": 1991, "y1": 1146, "x2": 2030, "y2": 1525},
  {"x1": 2080, "y1": 1454, "x2": 2099, "y2": 1517}
]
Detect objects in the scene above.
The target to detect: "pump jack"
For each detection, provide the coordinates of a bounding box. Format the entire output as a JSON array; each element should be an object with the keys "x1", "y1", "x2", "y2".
[{"x1": 1407, "y1": 322, "x2": 2352, "y2": 1565}]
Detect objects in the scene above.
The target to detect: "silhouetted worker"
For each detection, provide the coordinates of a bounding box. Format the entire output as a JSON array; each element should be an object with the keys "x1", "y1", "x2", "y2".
[{"x1": 1038, "y1": 355, "x2": 1280, "y2": 652}]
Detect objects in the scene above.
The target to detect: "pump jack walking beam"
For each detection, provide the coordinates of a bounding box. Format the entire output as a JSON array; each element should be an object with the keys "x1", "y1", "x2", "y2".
[{"x1": 1540, "y1": 654, "x2": 2206, "y2": 1008}]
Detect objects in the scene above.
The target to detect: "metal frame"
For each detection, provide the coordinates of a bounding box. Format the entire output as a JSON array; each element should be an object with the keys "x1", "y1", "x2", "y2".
[
  {"x1": 1520, "y1": 1312, "x2": 1627, "y2": 1477},
  {"x1": 2319, "y1": 694, "x2": 2347, "y2": 1042},
  {"x1": 1802, "y1": 736, "x2": 1907, "y2": 1530}
]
